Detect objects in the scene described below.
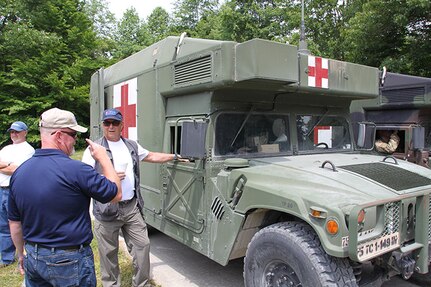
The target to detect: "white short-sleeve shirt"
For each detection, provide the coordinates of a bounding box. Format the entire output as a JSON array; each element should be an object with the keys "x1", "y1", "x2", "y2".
[
  {"x1": 82, "y1": 139, "x2": 149, "y2": 201},
  {"x1": 0, "y1": 141, "x2": 35, "y2": 187}
]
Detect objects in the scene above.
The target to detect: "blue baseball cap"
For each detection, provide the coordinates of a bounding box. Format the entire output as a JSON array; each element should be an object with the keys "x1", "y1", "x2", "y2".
[
  {"x1": 102, "y1": 109, "x2": 123, "y2": 121},
  {"x1": 7, "y1": 121, "x2": 28, "y2": 132}
]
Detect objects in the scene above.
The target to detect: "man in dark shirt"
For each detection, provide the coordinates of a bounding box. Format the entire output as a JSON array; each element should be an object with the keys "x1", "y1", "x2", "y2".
[{"x1": 8, "y1": 108, "x2": 122, "y2": 287}]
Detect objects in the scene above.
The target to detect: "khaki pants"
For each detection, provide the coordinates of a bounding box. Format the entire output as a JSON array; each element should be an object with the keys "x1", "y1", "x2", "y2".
[{"x1": 94, "y1": 198, "x2": 150, "y2": 287}]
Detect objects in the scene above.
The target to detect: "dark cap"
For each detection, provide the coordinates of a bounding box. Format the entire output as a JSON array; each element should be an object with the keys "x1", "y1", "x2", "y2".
[
  {"x1": 102, "y1": 109, "x2": 123, "y2": 121},
  {"x1": 7, "y1": 121, "x2": 28, "y2": 132}
]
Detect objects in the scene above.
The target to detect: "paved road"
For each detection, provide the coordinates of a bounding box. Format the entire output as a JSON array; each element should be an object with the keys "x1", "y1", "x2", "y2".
[{"x1": 146, "y1": 230, "x2": 429, "y2": 287}]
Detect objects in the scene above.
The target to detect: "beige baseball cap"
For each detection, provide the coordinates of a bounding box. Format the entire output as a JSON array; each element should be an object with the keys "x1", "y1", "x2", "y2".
[{"x1": 39, "y1": 108, "x2": 88, "y2": 133}]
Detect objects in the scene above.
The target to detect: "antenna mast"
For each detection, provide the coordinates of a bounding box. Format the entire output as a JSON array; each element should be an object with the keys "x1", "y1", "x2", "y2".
[{"x1": 298, "y1": 0, "x2": 310, "y2": 55}]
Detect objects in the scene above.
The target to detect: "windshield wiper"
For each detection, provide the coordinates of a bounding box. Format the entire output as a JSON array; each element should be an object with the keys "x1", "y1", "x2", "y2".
[
  {"x1": 230, "y1": 106, "x2": 254, "y2": 148},
  {"x1": 306, "y1": 109, "x2": 330, "y2": 137}
]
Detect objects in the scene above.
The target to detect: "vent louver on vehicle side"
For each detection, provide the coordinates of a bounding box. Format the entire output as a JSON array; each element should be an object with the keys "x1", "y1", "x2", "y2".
[
  {"x1": 174, "y1": 54, "x2": 212, "y2": 87},
  {"x1": 381, "y1": 87, "x2": 425, "y2": 104},
  {"x1": 211, "y1": 196, "x2": 225, "y2": 220}
]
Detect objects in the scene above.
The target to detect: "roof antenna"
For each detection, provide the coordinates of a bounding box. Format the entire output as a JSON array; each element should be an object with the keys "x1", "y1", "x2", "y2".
[
  {"x1": 381, "y1": 66, "x2": 387, "y2": 86},
  {"x1": 173, "y1": 32, "x2": 187, "y2": 60},
  {"x1": 298, "y1": 0, "x2": 310, "y2": 55}
]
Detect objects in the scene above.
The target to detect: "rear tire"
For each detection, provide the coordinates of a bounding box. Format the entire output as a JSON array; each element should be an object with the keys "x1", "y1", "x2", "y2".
[{"x1": 244, "y1": 221, "x2": 358, "y2": 287}]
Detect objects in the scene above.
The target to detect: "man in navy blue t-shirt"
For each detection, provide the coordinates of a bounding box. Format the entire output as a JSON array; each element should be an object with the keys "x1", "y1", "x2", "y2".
[{"x1": 8, "y1": 108, "x2": 122, "y2": 287}]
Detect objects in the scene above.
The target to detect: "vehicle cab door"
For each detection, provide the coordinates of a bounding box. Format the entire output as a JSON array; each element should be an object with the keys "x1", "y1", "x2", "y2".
[{"x1": 161, "y1": 117, "x2": 208, "y2": 233}]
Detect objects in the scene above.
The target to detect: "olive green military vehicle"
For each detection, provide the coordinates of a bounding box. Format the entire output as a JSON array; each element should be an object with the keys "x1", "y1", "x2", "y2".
[
  {"x1": 90, "y1": 36, "x2": 431, "y2": 286},
  {"x1": 351, "y1": 72, "x2": 431, "y2": 167}
]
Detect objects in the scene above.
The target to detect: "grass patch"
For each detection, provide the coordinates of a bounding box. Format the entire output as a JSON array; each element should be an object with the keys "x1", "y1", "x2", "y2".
[
  {"x1": 0, "y1": 260, "x2": 23, "y2": 286},
  {"x1": 71, "y1": 149, "x2": 84, "y2": 160}
]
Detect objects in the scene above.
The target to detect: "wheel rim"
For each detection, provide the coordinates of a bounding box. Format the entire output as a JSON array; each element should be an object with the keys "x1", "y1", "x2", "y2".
[{"x1": 263, "y1": 260, "x2": 301, "y2": 287}]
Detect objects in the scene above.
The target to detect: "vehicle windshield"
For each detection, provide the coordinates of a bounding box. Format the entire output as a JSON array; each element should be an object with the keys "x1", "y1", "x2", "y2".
[
  {"x1": 215, "y1": 113, "x2": 290, "y2": 156},
  {"x1": 296, "y1": 114, "x2": 352, "y2": 152},
  {"x1": 214, "y1": 112, "x2": 352, "y2": 157}
]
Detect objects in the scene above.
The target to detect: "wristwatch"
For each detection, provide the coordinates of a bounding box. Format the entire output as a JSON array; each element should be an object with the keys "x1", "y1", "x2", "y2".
[{"x1": 173, "y1": 154, "x2": 178, "y2": 161}]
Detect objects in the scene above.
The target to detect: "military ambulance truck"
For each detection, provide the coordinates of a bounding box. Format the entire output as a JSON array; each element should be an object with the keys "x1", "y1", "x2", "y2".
[
  {"x1": 90, "y1": 36, "x2": 431, "y2": 287},
  {"x1": 351, "y1": 72, "x2": 431, "y2": 167}
]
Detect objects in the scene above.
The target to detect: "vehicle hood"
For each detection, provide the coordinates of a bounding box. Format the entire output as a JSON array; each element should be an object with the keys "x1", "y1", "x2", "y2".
[{"x1": 234, "y1": 153, "x2": 431, "y2": 210}]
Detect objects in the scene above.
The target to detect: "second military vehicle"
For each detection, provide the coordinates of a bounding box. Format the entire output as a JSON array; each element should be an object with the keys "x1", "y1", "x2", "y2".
[
  {"x1": 351, "y1": 71, "x2": 431, "y2": 167},
  {"x1": 90, "y1": 36, "x2": 431, "y2": 286}
]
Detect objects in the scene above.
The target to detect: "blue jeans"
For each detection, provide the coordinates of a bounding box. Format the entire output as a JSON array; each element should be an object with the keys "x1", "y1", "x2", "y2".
[
  {"x1": 0, "y1": 187, "x2": 15, "y2": 265},
  {"x1": 24, "y1": 243, "x2": 96, "y2": 287}
]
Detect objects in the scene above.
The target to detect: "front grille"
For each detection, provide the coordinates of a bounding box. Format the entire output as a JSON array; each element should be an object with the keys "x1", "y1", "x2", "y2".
[
  {"x1": 340, "y1": 163, "x2": 431, "y2": 191},
  {"x1": 357, "y1": 201, "x2": 401, "y2": 254},
  {"x1": 383, "y1": 201, "x2": 401, "y2": 235}
]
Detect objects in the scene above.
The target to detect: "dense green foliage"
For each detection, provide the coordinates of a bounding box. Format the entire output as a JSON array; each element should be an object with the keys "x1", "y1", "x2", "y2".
[{"x1": 0, "y1": 0, "x2": 429, "y2": 147}]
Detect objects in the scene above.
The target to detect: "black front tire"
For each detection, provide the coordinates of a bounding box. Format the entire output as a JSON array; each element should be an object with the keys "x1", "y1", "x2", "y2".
[{"x1": 244, "y1": 221, "x2": 357, "y2": 287}]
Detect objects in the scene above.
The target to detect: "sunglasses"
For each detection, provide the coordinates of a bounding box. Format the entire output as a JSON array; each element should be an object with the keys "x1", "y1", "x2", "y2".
[
  {"x1": 51, "y1": 130, "x2": 78, "y2": 139},
  {"x1": 103, "y1": 121, "x2": 121, "y2": 127}
]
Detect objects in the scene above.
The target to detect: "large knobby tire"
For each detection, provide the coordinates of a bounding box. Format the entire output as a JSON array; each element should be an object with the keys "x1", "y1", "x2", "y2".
[
  {"x1": 410, "y1": 269, "x2": 431, "y2": 285},
  {"x1": 244, "y1": 221, "x2": 358, "y2": 287}
]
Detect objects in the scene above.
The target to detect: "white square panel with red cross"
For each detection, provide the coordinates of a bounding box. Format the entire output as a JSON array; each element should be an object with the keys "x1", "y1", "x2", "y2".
[
  {"x1": 113, "y1": 78, "x2": 137, "y2": 140},
  {"x1": 308, "y1": 56, "x2": 329, "y2": 89}
]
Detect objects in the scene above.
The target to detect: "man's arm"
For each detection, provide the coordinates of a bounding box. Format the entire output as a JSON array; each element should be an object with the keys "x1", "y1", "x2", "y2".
[
  {"x1": 143, "y1": 151, "x2": 188, "y2": 163},
  {"x1": 375, "y1": 133, "x2": 400, "y2": 154},
  {"x1": 0, "y1": 161, "x2": 17, "y2": 175},
  {"x1": 86, "y1": 139, "x2": 122, "y2": 203},
  {"x1": 9, "y1": 220, "x2": 24, "y2": 275}
]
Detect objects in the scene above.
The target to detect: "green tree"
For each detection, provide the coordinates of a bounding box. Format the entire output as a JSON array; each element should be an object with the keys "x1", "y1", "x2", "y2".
[
  {"x1": 218, "y1": 0, "x2": 299, "y2": 43},
  {"x1": 112, "y1": 7, "x2": 149, "y2": 59},
  {"x1": 342, "y1": 0, "x2": 431, "y2": 77},
  {"x1": 172, "y1": 0, "x2": 219, "y2": 35},
  {"x1": 0, "y1": 0, "x2": 100, "y2": 147},
  {"x1": 193, "y1": 9, "x2": 223, "y2": 39},
  {"x1": 147, "y1": 7, "x2": 172, "y2": 43},
  {"x1": 305, "y1": 0, "x2": 347, "y2": 59},
  {"x1": 84, "y1": 0, "x2": 118, "y2": 58}
]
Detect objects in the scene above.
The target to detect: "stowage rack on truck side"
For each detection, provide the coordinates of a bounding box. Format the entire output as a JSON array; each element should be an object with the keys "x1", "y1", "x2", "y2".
[{"x1": 90, "y1": 35, "x2": 431, "y2": 287}]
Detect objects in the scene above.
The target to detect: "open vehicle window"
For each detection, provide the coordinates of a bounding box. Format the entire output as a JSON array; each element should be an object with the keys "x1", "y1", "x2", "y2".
[
  {"x1": 296, "y1": 115, "x2": 352, "y2": 152},
  {"x1": 170, "y1": 125, "x2": 182, "y2": 154},
  {"x1": 215, "y1": 113, "x2": 290, "y2": 156}
]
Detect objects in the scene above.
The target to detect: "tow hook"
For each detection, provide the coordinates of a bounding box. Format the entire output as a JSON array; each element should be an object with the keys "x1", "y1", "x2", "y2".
[{"x1": 396, "y1": 255, "x2": 415, "y2": 280}]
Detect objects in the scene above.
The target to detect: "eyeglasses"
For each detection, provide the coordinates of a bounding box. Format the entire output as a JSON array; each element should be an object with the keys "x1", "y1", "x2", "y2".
[
  {"x1": 51, "y1": 130, "x2": 78, "y2": 139},
  {"x1": 103, "y1": 121, "x2": 121, "y2": 127}
]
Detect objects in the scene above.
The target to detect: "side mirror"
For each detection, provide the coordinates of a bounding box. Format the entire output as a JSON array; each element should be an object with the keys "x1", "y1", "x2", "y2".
[
  {"x1": 357, "y1": 123, "x2": 376, "y2": 150},
  {"x1": 357, "y1": 123, "x2": 366, "y2": 147},
  {"x1": 180, "y1": 121, "x2": 208, "y2": 159},
  {"x1": 412, "y1": 126, "x2": 425, "y2": 150}
]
